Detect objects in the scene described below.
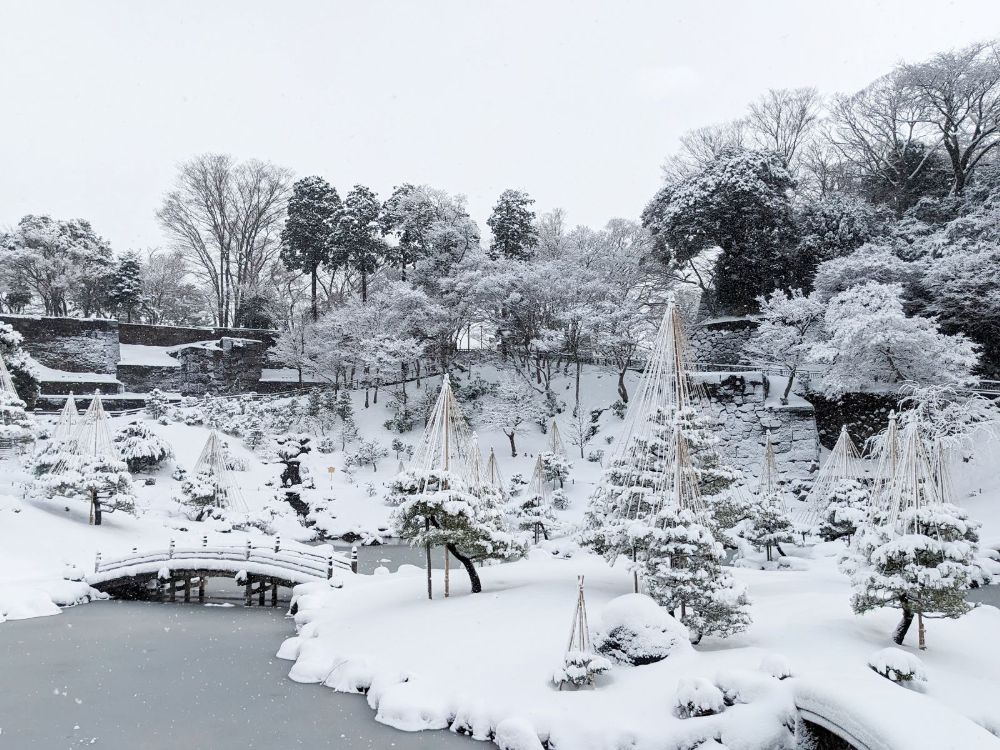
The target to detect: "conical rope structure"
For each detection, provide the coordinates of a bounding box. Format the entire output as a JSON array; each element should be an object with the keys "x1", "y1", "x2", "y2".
[
  {"x1": 756, "y1": 430, "x2": 787, "y2": 512},
  {"x1": 661, "y1": 426, "x2": 705, "y2": 517},
  {"x1": 411, "y1": 375, "x2": 477, "y2": 486},
  {"x1": 882, "y1": 423, "x2": 941, "y2": 533},
  {"x1": 467, "y1": 432, "x2": 485, "y2": 496},
  {"x1": 53, "y1": 393, "x2": 119, "y2": 473},
  {"x1": 53, "y1": 393, "x2": 79, "y2": 443},
  {"x1": 485, "y1": 446, "x2": 508, "y2": 498},
  {"x1": 794, "y1": 425, "x2": 864, "y2": 526},
  {"x1": 591, "y1": 296, "x2": 698, "y2": 539},
  {"x1": 192, "y1": 430, "x2": 248, "y2": 512},
  {"x1": 0, "y1": 351, "x2": 20, "y2": 398},
  {"x1": 548, "y1": 419, "x2": 567, "y2": 457},
  {"x1": 870, "y1": 411, "x2": 902, "y2": 520},
  {"x1": 528, "y1": 453, "x2": 553, "y2": 507},
  {"x1": 931, "y1": 437, "x2": 957, "y2": 508}
]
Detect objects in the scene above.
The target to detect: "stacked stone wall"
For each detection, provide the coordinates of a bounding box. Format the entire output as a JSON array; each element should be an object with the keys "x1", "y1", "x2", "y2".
[{"x1": 0, "y1": 315, "x2": 120, "y2": 375}]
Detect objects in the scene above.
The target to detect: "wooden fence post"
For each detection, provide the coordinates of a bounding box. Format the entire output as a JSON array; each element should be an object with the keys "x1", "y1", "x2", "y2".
[
  {"x1": 245, "y1": 539, "x2": 252, "y2": 561},
  {"x1": 168, "y1": 540, "x2": 175, "y2": 559},
  {"x1": 327, "y1": 555, "x2": 334, "y2": 579},
  {"x1": 202, "y1": 534, "x2": 208, "y2": 548},
  {"x1": 274, "y1": 536, "x2": 281, "y2": 553},
  {"x1": 350, "y1": 546, "x2": 358, "y2": 574},
  {"x1": 94, "y1": 552, "x2": 102, "y2": 574}
]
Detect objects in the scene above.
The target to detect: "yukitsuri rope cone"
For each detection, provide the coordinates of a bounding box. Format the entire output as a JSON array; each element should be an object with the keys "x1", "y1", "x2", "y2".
[
  {"x1": 794, "y1": 425, "x2": 864, "y2": 527},
  {"x1": 586, "y1": 295, "x2": 698, "y2": 560},
  {"x1": 525, "y1": 453, "x2": 554, "y2": 543},
  {"x1": 55, "y1": 392, "x2": 119, "y2": 470},
  {"x1": 930, "y1": 437, "x2": 957, "y2": 508},
  {"x1": 553, "y1": 576, "x2": 609, "y2": 690},
  {"x1": 53, "y1": 392, "x2": 79, "y2": 443},
  {"x1": 548, "y1": 419, "x2": 567, "y2": 457},
  {"x1": 882, "y1": 423, "x2": 941, "y2": 532},
  {"x1": 485, "y1": 446, "x2": 508, "y2": 498},
  {"x1": 192, "y1": 430, "x2": 248, "y2": 512},
  {"x1": 870, "y1": 411, "x2": 902, "y2": 521}
]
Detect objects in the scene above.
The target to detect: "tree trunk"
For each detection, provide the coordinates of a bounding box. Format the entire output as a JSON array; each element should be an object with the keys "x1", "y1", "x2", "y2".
[
  {"x1": 310, "y1": 268, "x2": 318, "y2": 321},
  {"x1": 617, "y1": 369, "x2": 629, "y2": 403},
  {"x1": 575, "y1": 357, "x2": 581, "y2": 408},
  {"x1": 506, "y1": 431, "x2": 516, "y2": 457},
  {"x1": 781, "y1": 372, "x2": 795, "y2": 405},
  {"x1": 446, "y1": 543, "x2": 482, "y2": 594},
  {"x1": 893, "y1": 602, "x2": 914, "y2": 645},
  {"x1": 361, "y1": 267, "x2": 368, "y2": 304}
]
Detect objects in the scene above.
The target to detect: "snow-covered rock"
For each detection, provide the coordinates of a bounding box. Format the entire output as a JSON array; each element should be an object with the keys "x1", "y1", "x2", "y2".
[
  {"x1": 868, "y1": 647, "x2": 928, "y2": 684},
  {"x1": 674, "y1": 677, "x2": 726, "y2": 718},
  {"x1": 595, "y1": 593, "x2": 691, "y2": 665},
  {"x1": 494, "y1": 717, "x2": 544, "y2": 750}
]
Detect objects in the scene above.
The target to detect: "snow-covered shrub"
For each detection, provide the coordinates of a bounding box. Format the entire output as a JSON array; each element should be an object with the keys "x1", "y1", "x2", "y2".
[
  {"x1": 0, "y1": 322, "x2": 39, "y2": 408},
  {"x1": 316, "y1": 436, "x2": 336, "y2": 454},
  {"x1": 345, "y1": 439, "x2": 388, "y2": 472},
  {"x1": 868, "y1": 647, "x2": 927, "y2": 684},
  {"x1": 674, "y1": 677, "x2": 726, "y2": 718},
  {"x1": 595, "y1": 594, "x2": 689, "y2": 666},
  {"x1": 511, "y1": 491, "x2": 558, "y2": 543},
  {"x1": 184, "y1": 409, "x2": 204, "y2": 426},
  {"x1": 610, "y1": 400, "x2": 626, "y2": 419},
  {"x1": 707, "y1": 487, "x2": 753, "y2": 533},
  {"x1": 40, "y1": 456, "x2": 136, "y2": 518},
  {"x1": 508, "y1": 473, "x2": 528, "y2": 497},
  {"x1": 539, "y1": 450, "x2": 571, "y2": 488},
  {"x1": 759, "y1": 653, "x2": 793, "y2": 680},
  {"x1": 0, "y1": 390, "x2": 35, "y2": 443},
  {"x1": 551, "y1": 650, "x2": 611, "y2": 688},
  {"x1": 586, "y1": 449, "x2": 604, "y2": 463},
  {"x1": 145, "y1": 389, "x2": 169, "y2": 420},
  {"x1": 551, "y1": 489, "x2": 570, "y2": 510},
  {"x1": 222, "y1": 442, "x2": 247, "y2": 471},
  {"x1": 176, "y1": 471, "x2": 224, "y2": 521},
  {"x1": 171, "y1": 466, "x2": 187, "y2": 482},
  {"x1": 113, "y1": 421, "x2": 173, "y2": 472}
]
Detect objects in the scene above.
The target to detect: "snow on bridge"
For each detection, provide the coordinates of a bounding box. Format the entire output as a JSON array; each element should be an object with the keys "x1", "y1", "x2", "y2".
[
  {"x1": 87, "y1": 538, "x2": 354, "y2": 606},
  {"x1": 794, "y1": 678, "x2": 1000, "y2": 750}
]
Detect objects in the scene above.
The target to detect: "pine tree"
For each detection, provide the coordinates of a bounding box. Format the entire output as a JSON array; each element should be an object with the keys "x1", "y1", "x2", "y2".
[
  {"x1": 106, "y1": 251, "x2": 144, "y2": 322},
  {"x1": 244, "y1": 415, "x2": 266, "y2": 451},
  {"x1": 280, "y1": 176, "x2": 340, "y2": 320},
  {"x1": 817, "y1": 480, "x2": 870, "y2": 542},
  {"x1": 0, "y1": 390, "x2": 34, "y2": 444},
  {"x1": 177, "y1": 470, "x2": 225, "y2": 521},
  {"x1": 112, "y1": 420, "x2": 173, "y2": 472},
  {"x1": 737, "y1": 434, "x2": 794, "y2": 562},
  {"x1": 840, "y1": 424, "x2": 987, "y2": 649},
  {"x1": 486, "y1": 189, "x2": 537, "y2": 260},
  {"x1": 145, "y1": 389, "x2": 169, "y2": 420},
  {"x1": 540, "y1": 450, "x2": 572, "y2": 489},
  {"x1": 644, "y1": 505, "x2": 751, "y2": 643},
  {"x1": 334, "y1": 391, "x2": 354, "y2": 423}
]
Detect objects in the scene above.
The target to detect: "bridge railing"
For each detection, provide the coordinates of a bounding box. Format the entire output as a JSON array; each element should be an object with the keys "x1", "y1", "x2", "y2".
[{"x1": 93, "y1": 537, "x2": 352, "y2": 580}]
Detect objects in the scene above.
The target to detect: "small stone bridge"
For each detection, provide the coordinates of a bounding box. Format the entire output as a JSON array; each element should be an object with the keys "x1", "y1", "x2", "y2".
[{"x1": 87, "y1": 538, "x2": 354, "y2": 607}]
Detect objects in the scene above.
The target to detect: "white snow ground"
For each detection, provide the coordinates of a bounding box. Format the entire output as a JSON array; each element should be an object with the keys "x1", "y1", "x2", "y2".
[{"x1": 1, "y1": 363, "x2": 999, "y2": 748}]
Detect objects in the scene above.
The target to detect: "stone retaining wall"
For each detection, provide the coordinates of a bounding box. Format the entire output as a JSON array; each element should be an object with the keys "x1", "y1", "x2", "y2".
[
  {"x1": 693, "y1": 371, "x2": 819, "y2": 481},
  {"x1": 116, "y1": 364, "x2": 186, "y2": 394},
  {"x1": 0, "y1": 315, "x2": 120, "y2": 375},
  {"x1": 119, "y1": 323, "x2": 276, "y2": 348},
  {"x1": 689, "y1": 317, "x2": 759, "y2": 366},
  {"x1": 175, "y1": 338, "x2": 267, "y2": 396}
]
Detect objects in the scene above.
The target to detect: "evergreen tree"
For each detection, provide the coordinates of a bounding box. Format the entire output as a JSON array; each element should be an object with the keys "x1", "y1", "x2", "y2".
[
  {"x1": 280, "y1": 176, "x2": 340, "y2": 320},
  {"x1": 112, "y1": 420, "x2": 173, "y2": 472},
  {"x1": 841, "y1": 504, "x2": 985, "y2": 649},
  {"x1": 243, "y1": 414, "x2": 266, "y2": 451},
  {"x1": 390, "y1": 469, "x2": 522, "y2": 593},
  {"x1": 177, "y1": 470, "x2": 225, "y2": 521},
  {"x1": 539, "y1": 450, "x2": 572, "y2": 489},
  {"x1": 738, "y1": 495, "x2": 795, "y2": 562},
  {"x1": 0, "y1": 323, "x2": 39, "y2": 408},
  {"x1": 0, "y1": 390, "x2": 34, "y2": 443},
  {"x1": 145, "y1": 389, "x2": 169, "y2": 420},
  {"x1": 106, "y1": 251, "x2": 144, "y2": 322},
  {"x1": 817, "y1": 480, "x2": 870, "y2": 542},
  {"x1": 486, "y1": 189, "x2": 537, "y2": 260},
  {"x1": 334, "y1": 390, "x2": 354, "y2": 423},
  {"x1": 327, "y1": 185, "x2": 385, "y2": 303},
  {"x1": 644, "y1": 506, "x2": 751, "y2": 643}
]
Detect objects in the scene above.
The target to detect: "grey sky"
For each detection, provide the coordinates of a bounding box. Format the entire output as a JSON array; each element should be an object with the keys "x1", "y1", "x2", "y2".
[{"x1": 2, "y1": 0, "x2": 999, "y2": 253}]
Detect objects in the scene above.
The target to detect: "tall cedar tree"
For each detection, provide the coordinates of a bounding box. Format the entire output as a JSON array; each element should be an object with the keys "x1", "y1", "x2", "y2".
[
  {"x1": 327, "y1": 185, "x2": 384, "y2": 304},
  {"x1": 106, "y1": 252, "x2": 144, "y2": 322},
  {"x1": 487, "y1": 189, "x2": 538, "y2": 260},
  {"x1": 641, "y1": 148, "x2": 797, "y2": 312},
  {"x1": 281, "y1": 177, "x2": 340, "y2": 320}
]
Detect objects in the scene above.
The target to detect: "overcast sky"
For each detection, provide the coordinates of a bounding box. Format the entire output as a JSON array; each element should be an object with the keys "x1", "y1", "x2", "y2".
[{"x1": 2, "y1": 1, "x2": 1000, "y2": 252}]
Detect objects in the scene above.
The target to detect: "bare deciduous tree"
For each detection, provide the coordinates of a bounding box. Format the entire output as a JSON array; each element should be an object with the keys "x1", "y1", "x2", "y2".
[
  {"x1": 157, "y1": 154, "x2": 292, "y2": 327},
  {"x1": 902, "y1": 41, "x2": 1000, "y2": 195},
  {"x1": 746, "y1": 87, "x2": 822, "y2": 170}
]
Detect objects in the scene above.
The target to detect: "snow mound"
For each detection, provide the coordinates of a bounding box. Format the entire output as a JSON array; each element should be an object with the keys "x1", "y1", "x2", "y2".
[
  {"x1": 373, "y1": 677, "x2": 451, "y2": 732},
  {"x1": 868, "y1": 647, "x2": 927, "y2": 684},
  {"x1": 494, "y1": 717, "x2": 544, "y2": 750},
  {"x1": 674, "y1": 677, "x2": 725, "y2": 718},
  {"x1": 758, "y1": 653, "x2": 793, "y2": 680},
  {"x1": 595, "y1": 593, "x2": 691, "y2": 665}
]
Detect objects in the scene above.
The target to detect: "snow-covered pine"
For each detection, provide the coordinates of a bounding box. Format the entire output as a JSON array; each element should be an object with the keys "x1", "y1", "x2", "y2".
[
  {"x1": 840, "y1": 423, "x2": 988, "y2": 649},
  {"x1": 539, "y1": 450, "x2": 571, "y2": 489},
  {"x1": 144, "y1": 388, "x2": 169, "y2": 420},
  {"x1": 513, "y1": 454, "x2": 558, "y2": 543},
  {"x1": 485, "y1": 446, "x2": 509, "y2": 499},
  {"x1": 644, "y1": 429, "x2": 751, "y2": 642},
  {"x1": 794, "y1": 424, "x2": 866, "y2": 528},
  {"x1": 391, "y1": 376, "x2": 522, "y2": 595},
  {"x1": 177, "y1": 470, "x2": 228, "y2": 521},
  {"x1": 817, "y1": 480, "x2": 870, "y2": 543},
  {"x1": 868, "y1": 410, "x2": 901, "y2": 523},
  {"x1": 189, "y1": 430, "x2": 248, "y2": 512},
  {"x1": 0, "y1": 350, "x2": 34, "y2": 448},
  {"x1": 737, "y1": 432, "x2": 794, "y2": 562},
  {"x1": 113, "y1": 420, "x2": 173, "y2": 472},
  {"x1": 553, "y1": 576, "x2": 610, "y2": 689}
]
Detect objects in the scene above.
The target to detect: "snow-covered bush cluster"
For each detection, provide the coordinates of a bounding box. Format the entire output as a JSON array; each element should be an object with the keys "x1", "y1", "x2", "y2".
[
  {"x1": 868, "y1": 647, "x2": 928, "y2": 684},
  {"x1": 595, "y1": 594, "x2": 690, "y2": 665}
]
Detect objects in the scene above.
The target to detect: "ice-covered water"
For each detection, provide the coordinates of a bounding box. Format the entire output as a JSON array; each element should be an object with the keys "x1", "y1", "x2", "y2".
[{"x1": 0, "y1": 594, "x2": 471, "y2": 749}]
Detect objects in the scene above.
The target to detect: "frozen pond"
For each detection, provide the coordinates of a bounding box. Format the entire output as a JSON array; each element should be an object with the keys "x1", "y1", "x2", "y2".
[
  {"x1": 0, "y1": 594, "x2": 471, "y2": 749},
  {"x1": 968, "y1": 583, "x2": 1000, "y2": 608}
]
